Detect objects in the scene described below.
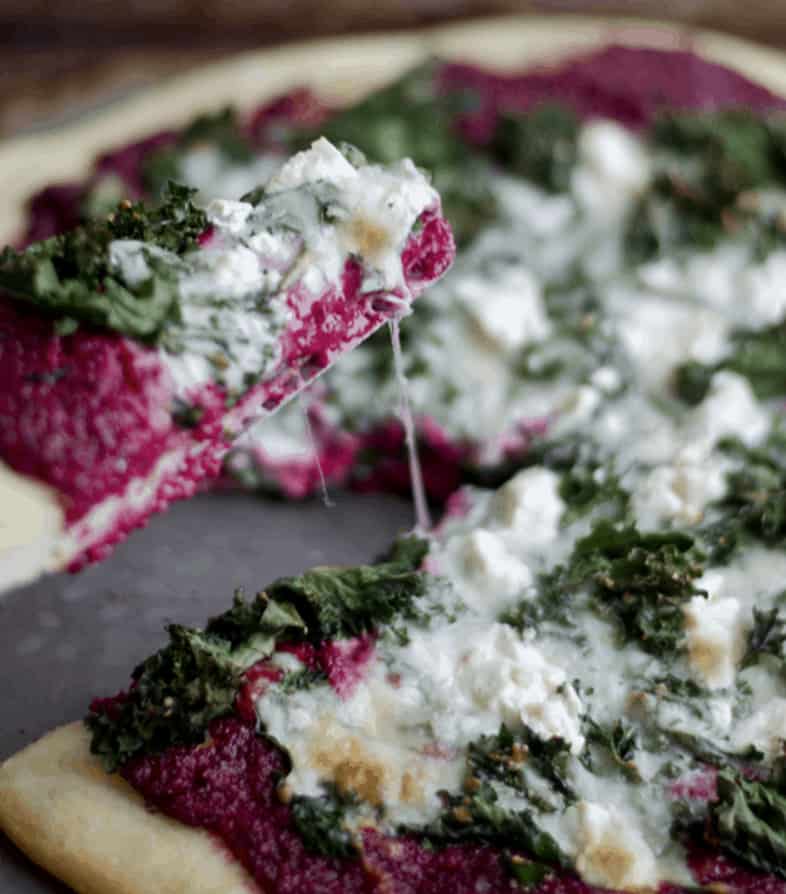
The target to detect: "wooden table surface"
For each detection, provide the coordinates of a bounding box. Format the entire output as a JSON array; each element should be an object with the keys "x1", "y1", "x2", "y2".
[{"x1": 2, "y1": 1, "x2": 786, "y2": 140}]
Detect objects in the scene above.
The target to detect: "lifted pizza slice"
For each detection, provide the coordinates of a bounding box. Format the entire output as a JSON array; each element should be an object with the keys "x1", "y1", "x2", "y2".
[{"x1": 0, "y1": 137, "x2": 454, "y2": 591}]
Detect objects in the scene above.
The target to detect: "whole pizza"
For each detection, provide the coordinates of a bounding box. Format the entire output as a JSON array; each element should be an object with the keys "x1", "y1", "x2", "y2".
[{"x1": 3, "y1": 16, "x2": 786, "y2": 894}]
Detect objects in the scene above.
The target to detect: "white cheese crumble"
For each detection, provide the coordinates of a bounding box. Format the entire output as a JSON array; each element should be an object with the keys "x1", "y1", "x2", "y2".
[
  {"x1": 683, "y1": 593, "x2": 745, "y2": 690},
  {"x1": 491, "y1": 467, "x2": 564, "y2": 541},
  {"x1": 456, "y1": 266, "x2": 551, "y2": 353},
  {"x1": 574, "y1": 801, "x2": 659, "y2": 891},
  {"x1": 732, "y1": 699, "x2": 786, "y2": 759}
]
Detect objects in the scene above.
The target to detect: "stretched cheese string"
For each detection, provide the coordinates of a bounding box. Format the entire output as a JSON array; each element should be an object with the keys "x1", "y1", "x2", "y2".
[
  {"x1": 300, "y1": 397, "x2": 334, "y2": 508},
  {"x1": 389, "y1": 316, "x2": 431, "y2": 532}
]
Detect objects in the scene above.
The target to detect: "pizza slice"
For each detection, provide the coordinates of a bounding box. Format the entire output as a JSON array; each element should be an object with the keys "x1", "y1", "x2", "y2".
[
  {"x1": 3, "y1": 441, "x2": 786, "y2": 893},
  {"x1": 0, "y1": 137, "x2": 455, "y2": 591}
]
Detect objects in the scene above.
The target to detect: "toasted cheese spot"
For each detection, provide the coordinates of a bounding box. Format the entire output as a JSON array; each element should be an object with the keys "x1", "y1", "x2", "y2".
[
  {"x1": 399, "y1": 769, "x2": 424, "y2": 805},
  {"x1": 345, "y1": 216, "x2": 392, "y2": 264},
  {"x1": 313, "y1": 735, "x2": 388, "y2": 806},
  {"x1": 683, "y1": 595, "x2": 744, "y2": 689},
  {"x1": 576, "y1": 802, "x2": 658, "y2": 891}
]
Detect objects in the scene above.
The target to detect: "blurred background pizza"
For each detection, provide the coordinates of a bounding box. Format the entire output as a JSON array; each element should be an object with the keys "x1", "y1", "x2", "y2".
[{"x1": 1, "y1": 0, "x2": 783, "y2": 138}]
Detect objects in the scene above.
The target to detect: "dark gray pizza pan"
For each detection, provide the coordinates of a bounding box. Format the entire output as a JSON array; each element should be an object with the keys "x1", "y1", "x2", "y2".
[{"x1": 0, "y1": 489, "x2": 415, "y2": 891}]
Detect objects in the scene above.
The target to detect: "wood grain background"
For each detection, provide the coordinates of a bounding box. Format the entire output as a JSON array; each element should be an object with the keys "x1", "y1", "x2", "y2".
[{"x1": 2, "y1": 1, "x2": 786, "y2": 137}]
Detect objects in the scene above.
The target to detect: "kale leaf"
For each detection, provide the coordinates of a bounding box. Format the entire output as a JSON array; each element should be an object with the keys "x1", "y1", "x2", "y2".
[
  {"x1": 584, "y1": 717, "x2": 641, "y2": 782},
  {"x1": 626, "y1": 110, "x2": 786, "y2": 262},
  {"x1": 143, "y1": 107, "x2": 254, "y2": 197},
  {"x1": 290, "y1": 787, "x2": 358, "y2": 859},
  {"x1": 305, "y1": 63, "x2": 497, "y2": 247},
  {"x1": 266, "y1": 534, "x2": 429, "y2": 639},
  {"x1": 86, "y1": 593, "x2": 307, "y2": 770},
  {"x1": 742, "y1": 606, "x2": 786, "y2": 670},
  {"x1": 489, "y1": 103, "x2": 580, "y2": 193},
  {"x1": 566, "y1": 521, "x2": 704, "y2": 655},
  {"x1": 86, "y1": 539, "x2": 429, "y2": 769},
  {"x1": 707, "y1": 768, "x2": 786, "y2": 878},
  {"x1": 0, "y1": 183, "x2": 206, "y2": 340},
  {"x1": 418, "y1": 781, "x2": 569, "y2": 870},
  {"x1": 675, "y1": 322, "x2": 786, "y2": 404},
  {"x1": 710, "y1": 432, "x2": 786, "y2": 548}
]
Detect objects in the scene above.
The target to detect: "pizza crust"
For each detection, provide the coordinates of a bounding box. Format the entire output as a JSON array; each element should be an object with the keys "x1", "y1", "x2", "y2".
[{"x1": 0, "y1": 723, "x2": 259, "y2": 894}]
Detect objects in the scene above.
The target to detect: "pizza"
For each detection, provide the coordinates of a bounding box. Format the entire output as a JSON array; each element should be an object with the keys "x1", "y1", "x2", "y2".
[
  {"x1": 0, "y1": 137, "x2": 454, "y2": 591},
  {"x1": 4, "y1": 15, "x2": 786, "y2": 894}
]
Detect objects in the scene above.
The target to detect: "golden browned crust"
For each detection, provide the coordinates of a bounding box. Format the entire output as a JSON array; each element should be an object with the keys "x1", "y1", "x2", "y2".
[{"x1": 0, "y1": 723, "x2": 258, "y2": 894}]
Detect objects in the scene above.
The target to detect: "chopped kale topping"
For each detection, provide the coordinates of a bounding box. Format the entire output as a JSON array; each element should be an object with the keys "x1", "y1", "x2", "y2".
[
  {"x1": 266, "y1": 534, "x2": 429, "y2": 640},
  {"x1": 303, "y1": 63, "x2": 497, "y2": 247},
  {"x1": 467, "y1": 725, "x2": 575, "y2": 811},
  {"x1": 626, "y1": 110, "x2": 786, "y2": 261},
  {"x1": 705, "y1": 769, "x2": 786, "y2": 879},
  {"x1": 584, "y1": 717, "x2": 642, "y2": 782},
  {"x1": 675, "y1": 322, "x2": 786, "y2": 404},
  {"x1": 0, "y1": 183, "x2": 206, "y2": 340},
  {"x1": 704, "y1": 432, "x2": 786, "y2": 549},
  {"x1": 290, "y1": 787, "x2": 358, "y2": 859},
  {"x1": 142, "y1": 107, "x2": 254, "y2": 197},
  {"x1": 86, "y1": 602, "x2": 303, "y2": 771},
  {"x1": 418, "y1": 781, "x2": 569, "y2": 869},
  {"x1": 489, "y1": 103, "x2": 580, "y2": 193},
  {"x1": 541, "y1": 521, "x2": 706, "y2": 655},
  {"x1": 742, "y1": 606, "x2": 786, "y2": 671},
  {"x1": 86, "y1": 540, "x2": 429, "y2": 769}
]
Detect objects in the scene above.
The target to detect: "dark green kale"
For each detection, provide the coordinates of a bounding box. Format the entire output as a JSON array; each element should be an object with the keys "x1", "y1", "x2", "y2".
[
  {"x1": 567, "y1": 521, "x2": 704, "y2": 655},
  {"x1": 742, "y1": 606, "x2": 786, "y2": 671},
  {"x1": 705, "y1": 768, "x2": 786, "y2": 878},
  {"x1": 675, "y1": 322, "x2": 786, "y2": 404},
  {"x1": 489, "y1": 103, "x2": 580, "y2": 193},
  {"x1": 142, "y1": 107, "x2": 254, "y2": 197},
  {"x1": 707, "y1": 432, "x2": 786, "y2": 549},
  {"x1": 303, "y1": 63, "x2": 497, "y2": 247},
  {"x1": 584, "y1": 717, "x2": 641, "y2": 782},
  {"x1": 0, "y1": 183, "x2": 206, "y2": 340},
  {"x1": 266, "y1": 535, "x2": 429, "y2": 640},
  {"x1": 466, "y1": 725, "x2": 575, "y2": 810},
  {"x1": 290, "y1": 787, "x2": 358, "y2": 859},
  {"x1": 417, "y1": 781, "x2": 569, "y2": 872},
  {"x1": 86, "y1": 604, "x2": 296, "y2": 771},
  {"x1": 626, "y1": 110, "x2": 786, "y2": 262},
  {"x1": 87, "y1": 537, "x2": 430, "y2": 770}
]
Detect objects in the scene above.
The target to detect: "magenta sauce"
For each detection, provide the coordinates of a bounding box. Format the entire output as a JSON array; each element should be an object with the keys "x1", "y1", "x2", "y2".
[
  {"x1": 0, "y1": 209, "x2": 454, "y2": 567},
  {"x1": 440, "y1": 44, "x2": 786, "y2": 144}
]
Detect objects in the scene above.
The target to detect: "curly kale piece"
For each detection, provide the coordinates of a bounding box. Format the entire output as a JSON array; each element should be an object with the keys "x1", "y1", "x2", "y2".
[
  {"x1": 675, "y1": 322, "x2": 786, "y2": 405},
  {"x1": 266, "y1": 534, "x2": 430, "y2": 639},
  {"x1": 490, "y1": 103, "x2": 580, "y2": 193},
  {"x1": 626, "y1": 110, "x2": 786, "y2": 262},
  {"x1": 142, "y1": 107, "x2": 254, "y2": 197},
  {"x1": 705, "y1": 769, "x2": 786, "y2": 879},
  {"x1": 742, "y1": 605, "x2": 786, "y2": 671},
  {"x1": 86, "y1": 595, "x2": 307, "y2": 771},
  {"x1": 707, "y1": 432, "x2": 786, "y2": 549},
  {"x1": 86, "y1": 538, "x2": 430, "y2": 770},
  {"x1": 290, "y1": 787, "x2": 358, "y2": 859},
  {"x1": 533, "y1": 520, "x2": 705, "y2": 656},
  {"x1": 0, "y1": 183, "x2": 206, "y2": 340}
]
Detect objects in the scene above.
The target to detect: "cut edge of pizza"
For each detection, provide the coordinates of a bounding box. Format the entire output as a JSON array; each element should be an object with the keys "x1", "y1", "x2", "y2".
[{"x1": 0, "y1": 137, "x2": 455, "y2": 593}]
